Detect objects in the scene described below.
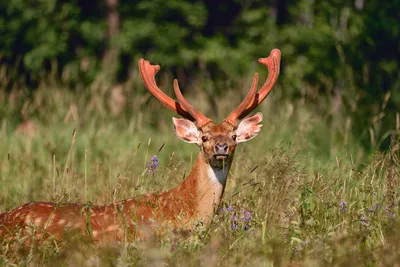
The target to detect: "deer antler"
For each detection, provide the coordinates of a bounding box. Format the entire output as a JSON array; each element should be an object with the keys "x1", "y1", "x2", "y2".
[
  {"x1": 224, "y1": 73, "x2": 259, "y2": 126},
  {"x1": 139, "y1": 49, "x2": 280, "y2": 127},
  {"x1": 224, "y1": 49, "x2": 281, "y2": 126},
  {"x1": 173, "y1": 80, "x2": 212, "y2": 127},
  {"x1": 138, "y1": 59, "x2": 212, "y2": 127}
]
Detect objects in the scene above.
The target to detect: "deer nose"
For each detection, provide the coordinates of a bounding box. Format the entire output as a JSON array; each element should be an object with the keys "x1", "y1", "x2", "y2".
[{"x1": 215, "y1": 143, "x2": 228, "y2": 154}]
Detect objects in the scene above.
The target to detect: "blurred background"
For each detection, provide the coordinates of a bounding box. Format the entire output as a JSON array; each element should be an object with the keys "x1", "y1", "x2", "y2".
[{"x1": 0, "y1": 0, "x2": 398, "y2": 152}]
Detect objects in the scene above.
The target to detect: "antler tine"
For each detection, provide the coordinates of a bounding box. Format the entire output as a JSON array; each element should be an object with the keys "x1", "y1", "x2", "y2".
[
  {"x1": 224, "y1": 73, "x2": 259, "y2": 126},
  {"x1": 238, "y1": 49, "x2": 281, "y2": 120},
  {"x1": 173, "y1": 79, "x2": 212, "y2": 127},
  {"x1": 138, "y1": 59, "x2": 195, "y2": 121}
]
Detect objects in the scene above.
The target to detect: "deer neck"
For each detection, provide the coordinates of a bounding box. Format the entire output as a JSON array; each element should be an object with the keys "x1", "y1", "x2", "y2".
[{"x1": 185, "y1": 152, "x2": 231, "y2": 225}]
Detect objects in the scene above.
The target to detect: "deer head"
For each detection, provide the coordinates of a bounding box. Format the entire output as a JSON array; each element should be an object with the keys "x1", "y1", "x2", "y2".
[{"x1": 138, "y1": 49, "x2": 281, "y2": 169}]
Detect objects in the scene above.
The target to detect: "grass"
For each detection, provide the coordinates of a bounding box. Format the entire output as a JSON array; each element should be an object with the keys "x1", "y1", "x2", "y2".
[{"x1": 0, "y1": 76, "x2": 399, "y2": 266}]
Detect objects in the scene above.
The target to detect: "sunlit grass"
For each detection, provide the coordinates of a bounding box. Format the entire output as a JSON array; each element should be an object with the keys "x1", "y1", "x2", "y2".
[{"x1": 0, "y1": 80, "x2": 399, "y2": 266}]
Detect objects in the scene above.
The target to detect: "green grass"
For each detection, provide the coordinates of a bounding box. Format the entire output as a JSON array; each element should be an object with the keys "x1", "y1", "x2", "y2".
[{"x1": 0, "y1": 81, "x2": 399, "y2": 266}]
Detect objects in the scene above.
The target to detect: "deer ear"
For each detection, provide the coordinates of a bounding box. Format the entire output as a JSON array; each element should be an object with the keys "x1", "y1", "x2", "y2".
[
  {"x1": 235, "y1": 113, "x2": 263, "y2": 143},
  {"x1": 172, "y1": 117, "x2": 200, "y2": 144}
]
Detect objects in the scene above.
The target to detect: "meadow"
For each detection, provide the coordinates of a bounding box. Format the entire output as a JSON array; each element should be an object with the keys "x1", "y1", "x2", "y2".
[{"x1": 0, "y1": 73, "x2": 399, "y2": 266}]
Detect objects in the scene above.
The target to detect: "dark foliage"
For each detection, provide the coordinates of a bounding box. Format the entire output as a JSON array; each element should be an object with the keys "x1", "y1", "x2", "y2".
[{"x1": 0, "y1": 0, "x2": 399, "y2": 150}]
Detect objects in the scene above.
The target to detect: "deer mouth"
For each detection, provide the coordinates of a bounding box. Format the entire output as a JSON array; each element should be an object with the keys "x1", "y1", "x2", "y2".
[{"x1": 214, "y1": 154, "x2": 229, "y2": 160}]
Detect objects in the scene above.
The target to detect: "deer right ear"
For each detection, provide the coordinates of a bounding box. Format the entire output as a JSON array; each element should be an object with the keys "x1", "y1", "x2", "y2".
[
  {"x1": 172, "y1": 117, "x2": 200, "y2": 144},
  {"x1": 235, "y1": 112, "x2": 263, "y2": 143}
]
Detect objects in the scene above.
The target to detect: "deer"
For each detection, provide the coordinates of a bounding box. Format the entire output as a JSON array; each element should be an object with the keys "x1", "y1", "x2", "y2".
[{"x1": 0, "y1": 49, "x2": 281, "y2": 244}]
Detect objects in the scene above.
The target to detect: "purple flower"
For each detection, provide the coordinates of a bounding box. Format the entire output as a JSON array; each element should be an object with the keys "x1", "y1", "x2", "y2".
[
  {"x1": 368, "y1": 204, "x2": 381, "y2": 213},
  {"x1": 385, "y1": 204, "x2": 391, "y2": 213},
  {"x1": 339, "y1": 201, "x2": 347, "y2": 211},
  {"x1": 385, "y1": 204, "x2": 396, "y2": 219},
  {"x1": 241, "y1": 210, "x2": 252, "y2": 230},
  {"x1": 241, "y1": 210, "x2": 252, "y2": 222},
  {"x1": 148, "y1": 155, "x2": 159, "y2": 172},
  {"x1": 220, "y1": 206, "x2": 252, "y2": 231}
]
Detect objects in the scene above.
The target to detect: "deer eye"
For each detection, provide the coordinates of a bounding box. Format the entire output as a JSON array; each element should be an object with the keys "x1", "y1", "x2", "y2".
[
  {"x1": 232, "y1": 135, "x2": 237, "y2": 141},
  {"x1": 201, "y1": 136, "x2": 208, "y2": 142}
]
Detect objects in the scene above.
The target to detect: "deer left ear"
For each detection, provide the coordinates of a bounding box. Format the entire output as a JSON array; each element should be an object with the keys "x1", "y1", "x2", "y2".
[
  {"x1": 172, "y1": 117, "x2": 200, "y2": 145},
  {"x1": 235, "y1": 113, "x2": 263, "y2": 143}
]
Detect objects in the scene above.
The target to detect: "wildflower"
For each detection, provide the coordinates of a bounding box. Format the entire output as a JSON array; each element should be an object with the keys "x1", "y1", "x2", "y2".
[
  {"x1": 385, "y1": 204, "x2": 391, "y2": 213},
  {"x1": 369, "y1": 204, "x2": 381, "y2": 213},
  {"x1": 241, "y1": 210, "x2": 252, "y2": 222},
  {"x1": 385, "y1": 204, "x2": 396, "y2": 219},
  {"x1": 339, "y1": 201, "x2": 347, "y2": 211},
  {"x1": 148, "y1": 155, "x2": 159, "y2": 172},
  {"x1": 241, "y1": 210, "x2": 252, "y2": 230},
  {"x1": 220, "y1": 206, "x2": 252, "y2": 231},
  {"x1": 231, "y1": 223, "x2": 237, "y2": 230}
]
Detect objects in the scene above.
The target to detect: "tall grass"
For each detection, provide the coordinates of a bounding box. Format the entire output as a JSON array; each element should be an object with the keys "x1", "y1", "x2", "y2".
[{"x1": 0, "y1": 73, "x2": 399, "y2": 266}]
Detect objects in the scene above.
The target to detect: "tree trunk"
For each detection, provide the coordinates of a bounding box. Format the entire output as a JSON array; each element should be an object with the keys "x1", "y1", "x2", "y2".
[{"x1": 102, "y1": 0, "x2": 120, "y2": 77}]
